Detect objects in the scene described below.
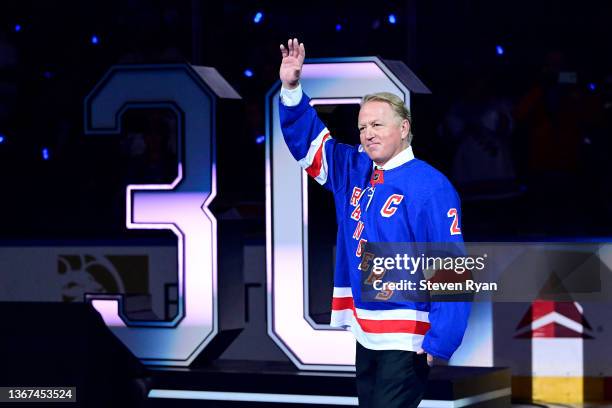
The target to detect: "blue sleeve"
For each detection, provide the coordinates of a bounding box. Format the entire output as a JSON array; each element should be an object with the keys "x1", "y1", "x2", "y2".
[
  {"x1": 279, "y1": 92, "x2": 357, "y2": 193},
  {"x1": 420, "y1": 185, "x2": 472, "y2": 360}
]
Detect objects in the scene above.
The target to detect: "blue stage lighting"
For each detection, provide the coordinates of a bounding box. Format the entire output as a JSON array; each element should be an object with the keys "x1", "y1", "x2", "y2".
[
  {"x1": 43, "y1": 71, "x2": 53, "y2": 79},
  {"x1": 14, "y1": 24, "x2": 21, "y2": 32},
  {"x1": 588, "y1": 83, "x2": 596, "y2": 91},
  {"x1": 91, "y1": 35, "x2": 99, "y2": 45},
  {"x1": 0, "y1": 134, "x2": 5, "y2": 144},
  {"x1": 496, "y1": 45, "x2": 504, "y2": 55},
  {"x1": 388, "y1": 14, "x2": 397, "y2": 24},
  {"x1": 244, "y1": 69, "x2": 254, "y2": 78},
  {"x1": 336, "y1": 23, "x2": 342, "y2": 31},
  {"x1": 256, "y1": 135, "x2": 265, "y2": 144},
  {"x1": 42, "y1": 148, "x2": 50, "y2": 160},
  {"x1": 253, "y1": 11, "x2": 263, "y2": 24}
]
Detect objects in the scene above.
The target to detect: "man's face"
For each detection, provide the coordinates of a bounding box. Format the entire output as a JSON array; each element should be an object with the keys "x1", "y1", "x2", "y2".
[{"x1": 358, "y1": 101, "x2": 409, "y2": 167}]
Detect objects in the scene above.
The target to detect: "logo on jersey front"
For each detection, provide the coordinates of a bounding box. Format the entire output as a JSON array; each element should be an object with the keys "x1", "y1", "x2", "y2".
[
  {"x1": 350, "y1": 187, "x2": 363, "y2": 207},
  {"x1": 380, "y1": 194, "x2": 404, "y2": 218},
  {"x1": 352, "y1": 221, "x2": 365, "y2": 240},
  {"x1": 351, "y1": 205, "x2": 362, "y2": 221},
  {"x1": 355, "y1": 239, "x2": 368, "y2": 257}
]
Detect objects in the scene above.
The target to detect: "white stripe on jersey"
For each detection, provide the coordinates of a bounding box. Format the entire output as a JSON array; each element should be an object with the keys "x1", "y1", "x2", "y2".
[
  {"x1": 331, "y1": 310, "x2": 426, "y2": 352},
  {"x1": 332, "y1": 287, "x2": 430, "y2": 322},
  {"x1": 332, "y1": 287, "x2": 352, "y2": 298},
  {"x1": 354, "y1": 307, "x2": 430, "y2": 322}
]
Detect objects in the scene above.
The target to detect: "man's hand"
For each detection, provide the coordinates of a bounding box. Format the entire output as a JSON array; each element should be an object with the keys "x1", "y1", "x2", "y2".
[
  {"x1": 279, "y1": 38, "x2": 305, "y2": 90},
  {"x1": 416, "y1": 348, "x2": 434, "y2": 367}
]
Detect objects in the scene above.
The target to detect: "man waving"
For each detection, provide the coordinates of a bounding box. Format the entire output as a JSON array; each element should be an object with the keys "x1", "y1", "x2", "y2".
[{"x1": 278, "y1": 38, "x2": 471, "y2": 408}]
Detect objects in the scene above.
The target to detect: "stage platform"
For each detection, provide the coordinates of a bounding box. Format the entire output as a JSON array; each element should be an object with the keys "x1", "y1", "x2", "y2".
[{"x1": 146, "y1": 360, "x2": 511, "y2": 407}]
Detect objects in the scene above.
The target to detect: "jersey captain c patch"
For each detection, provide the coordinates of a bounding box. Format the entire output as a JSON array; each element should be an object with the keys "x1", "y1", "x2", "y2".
[{"x1": 380, "y1": 194, "x2": 404, "y2": 218}]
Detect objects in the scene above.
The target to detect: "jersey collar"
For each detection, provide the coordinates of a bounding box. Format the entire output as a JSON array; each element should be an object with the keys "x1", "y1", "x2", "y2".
[{"x1": 373, "y1": 145, "x2": 415, "y2": 170}]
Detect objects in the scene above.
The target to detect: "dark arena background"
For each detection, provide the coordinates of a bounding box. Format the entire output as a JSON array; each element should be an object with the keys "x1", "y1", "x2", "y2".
[{"x1": 1, "y1": 0, "x2": 612, "y2": 407}]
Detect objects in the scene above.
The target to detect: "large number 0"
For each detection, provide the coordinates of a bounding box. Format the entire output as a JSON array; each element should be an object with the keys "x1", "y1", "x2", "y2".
[
  {"x1": 266, "y1": 58, "x2": 418, "y2": 370},
  {"x1": 84, "y1": 65, "x2": 238, "y2": 366}
]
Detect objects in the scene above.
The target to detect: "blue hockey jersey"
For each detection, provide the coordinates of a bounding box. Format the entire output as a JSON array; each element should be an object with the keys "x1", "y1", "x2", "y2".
[{"x1": 279, "y1": 88, "x2": 471, "y2": 360}]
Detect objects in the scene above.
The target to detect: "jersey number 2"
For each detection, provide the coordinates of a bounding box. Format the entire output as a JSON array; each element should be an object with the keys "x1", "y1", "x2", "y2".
[{"x1": 447, "y1": 208, "x2": 462, "y2": 235}]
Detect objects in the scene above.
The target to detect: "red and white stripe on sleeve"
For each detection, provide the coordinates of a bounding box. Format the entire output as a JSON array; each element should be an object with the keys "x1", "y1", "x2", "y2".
[{"x1": 297, "y1": 127, "x2": 332, "y2": 185}]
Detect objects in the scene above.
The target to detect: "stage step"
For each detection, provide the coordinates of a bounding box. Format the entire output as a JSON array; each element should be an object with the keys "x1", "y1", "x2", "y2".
[{"x1": 146, "y1": 360, "x2": 511, "y2": 407}]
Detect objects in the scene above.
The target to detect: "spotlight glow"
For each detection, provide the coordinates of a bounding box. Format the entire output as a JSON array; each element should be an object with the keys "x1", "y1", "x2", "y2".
[
  {"x1": 388, "y1": 14, "x2": 397, "y2": 24},
  {"x1": 253, "y1": 12, "x2": 263, "y2": 24},
  {"x1": 244, "y1": 69, "x2": 254, "y2": 78},
  {"x1": 14, "y1": 24, "x2": 21, "y2": 32},
  {"x1": 496, "y1": 45, "x2": 504, "y2": 55},
  {"x1": 256, "y1": 135, "x2": 265, "y2": 144},
  {"x1": 588, "y1": 83, "x2": 596, "y2": 91},
  {"x1": 91, "y1": 35, "x2": 99, "y2": 45},
  {"x1": 42, "y1": 148, "x2": 49, "y2": 160},
  {"x1": 0, "y1": 135, "x2": 5, "y2": 143},
  {"x1": 336, "y1": 24, "x2": 342, "y2": 31}
]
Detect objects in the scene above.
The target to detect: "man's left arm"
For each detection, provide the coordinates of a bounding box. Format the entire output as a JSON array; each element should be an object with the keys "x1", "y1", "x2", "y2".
[{"x1": 418, "y1": 185, "x2": 472, "y2": 362}]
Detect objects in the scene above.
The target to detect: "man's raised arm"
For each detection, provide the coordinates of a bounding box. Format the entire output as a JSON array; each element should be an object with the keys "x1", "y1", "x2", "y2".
[{"x1": 277, "y1": 38, "x2": 358, "y2": 193}]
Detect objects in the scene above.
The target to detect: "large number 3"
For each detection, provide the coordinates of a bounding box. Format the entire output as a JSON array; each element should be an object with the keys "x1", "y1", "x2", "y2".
[{"x1": 84, "y1": 65, "x2": 239, "y2": 366}]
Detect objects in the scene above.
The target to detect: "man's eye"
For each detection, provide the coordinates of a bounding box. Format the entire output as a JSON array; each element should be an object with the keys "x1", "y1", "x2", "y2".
[{"x1": 373, "y1": 123, "x2": 381, "y2": 127}]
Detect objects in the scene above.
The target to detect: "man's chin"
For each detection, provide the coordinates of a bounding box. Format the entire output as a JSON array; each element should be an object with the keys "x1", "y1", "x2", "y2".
[{"x1": 366, "y1": 152, "x2": 384, "y2": 163}]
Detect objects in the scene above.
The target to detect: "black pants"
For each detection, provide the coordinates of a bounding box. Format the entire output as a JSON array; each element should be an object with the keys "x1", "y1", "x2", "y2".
[{"x1": 355, "y1": 342, "x2": 430, "y2": 408}]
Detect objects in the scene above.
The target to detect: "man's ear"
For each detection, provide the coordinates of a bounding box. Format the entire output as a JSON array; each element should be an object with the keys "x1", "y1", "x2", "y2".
[{"x1": 401, "y1": 119, "x2": 410, "y2": 140}]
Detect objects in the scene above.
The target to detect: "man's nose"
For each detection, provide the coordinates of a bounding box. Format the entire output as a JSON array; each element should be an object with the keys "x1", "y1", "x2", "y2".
[{"x1": 365, "y1": 126, "x2": 375, "y2": 139}]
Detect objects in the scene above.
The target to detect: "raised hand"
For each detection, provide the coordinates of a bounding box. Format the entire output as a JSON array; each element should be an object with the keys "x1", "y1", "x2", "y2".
[{"x1": 279, "y1": 38, "x2": 305, "y2": 90}]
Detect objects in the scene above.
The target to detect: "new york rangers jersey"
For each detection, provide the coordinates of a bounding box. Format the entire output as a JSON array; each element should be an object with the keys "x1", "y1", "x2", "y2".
[{"x1": 280, "y1": 88, "x2": 471, "y2": 360}]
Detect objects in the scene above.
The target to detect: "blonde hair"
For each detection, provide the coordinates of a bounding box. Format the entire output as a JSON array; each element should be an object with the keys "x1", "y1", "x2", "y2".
[{"x1": 361, "y1": 92, "x2": 413, "y2": 144}]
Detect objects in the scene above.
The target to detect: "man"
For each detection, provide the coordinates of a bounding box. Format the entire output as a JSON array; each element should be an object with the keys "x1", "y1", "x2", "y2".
[{"x1": 279, "y1": 38, "x2": 471, "y2": 408}]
